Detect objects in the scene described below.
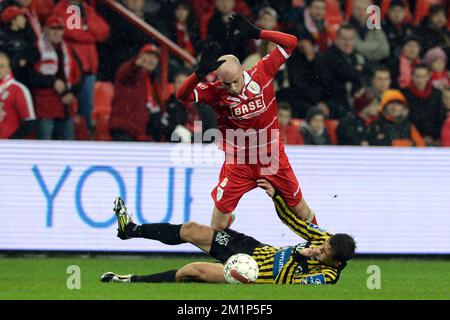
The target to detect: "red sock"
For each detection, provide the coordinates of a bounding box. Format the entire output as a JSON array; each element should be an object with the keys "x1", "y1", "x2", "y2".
[{"x1": 311, "y1": 216, "x2": 318, "y2": 226}]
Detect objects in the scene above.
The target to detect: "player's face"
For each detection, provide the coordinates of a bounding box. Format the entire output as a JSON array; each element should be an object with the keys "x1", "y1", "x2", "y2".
[
  {"x1": 316, "y1": 239, "x2": 335, "y2": 264},
  {"x1": 0, "y1": 56, "x2": 11, "y2": 80},
  {"x1": 221, "y1": 71, "x2": 244, "y2": 95}
]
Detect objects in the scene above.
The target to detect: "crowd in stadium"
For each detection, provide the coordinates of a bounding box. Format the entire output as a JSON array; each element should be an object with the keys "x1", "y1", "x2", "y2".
[{"x1": 0, "y1": 0, "x2": 449, "y2": 146}]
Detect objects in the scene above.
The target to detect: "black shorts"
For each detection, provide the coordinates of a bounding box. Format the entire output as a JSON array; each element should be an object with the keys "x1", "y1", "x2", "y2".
[{"x1": 209, "y1": 229, "x2": 266, "y2": 263}]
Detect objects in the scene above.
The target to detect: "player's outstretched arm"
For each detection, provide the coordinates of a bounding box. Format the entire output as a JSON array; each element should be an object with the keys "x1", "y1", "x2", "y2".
[
  {"x1": 228, "y1": 14, "x2": 297, "y2": 55},
  {"x1": 176, "y1": 42, "x2": 224, "y2": 103}
]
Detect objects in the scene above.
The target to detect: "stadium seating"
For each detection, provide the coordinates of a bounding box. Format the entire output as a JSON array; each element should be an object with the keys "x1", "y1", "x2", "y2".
[{"x1": 290, "y1": 118, "x2": 340, "y2": 145}]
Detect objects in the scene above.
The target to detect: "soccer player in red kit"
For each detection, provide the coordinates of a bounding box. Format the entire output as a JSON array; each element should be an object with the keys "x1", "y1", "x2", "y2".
[
  {"x1": 176, "y1": 14, "x2": 317, "y2": 230},
  {"x1": 0, "y1": 52, "x2": 36, "y2": 139}
]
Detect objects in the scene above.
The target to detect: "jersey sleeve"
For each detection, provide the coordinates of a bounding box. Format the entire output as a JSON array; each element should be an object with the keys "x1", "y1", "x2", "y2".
[
  {"x1": 192, "y1": 82, "x2": 217, "y2": 105},
  {"x1": 175, "y1": 73, "x2": 217, "y2": 105},
  {"x1": 14, "y1": 83, "x2": 36, "y2": 120},
  {"x1": 272, "y1": 191, "x2": 332, "y2": 241},
  {"x1": 256, "y1": 30, "x2": 297, "y2": 79}
]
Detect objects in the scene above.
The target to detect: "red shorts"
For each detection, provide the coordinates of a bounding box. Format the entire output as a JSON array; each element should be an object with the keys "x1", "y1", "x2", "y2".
[{"x1": 211, "y1": 152, "x2": 302, "y2": 213}]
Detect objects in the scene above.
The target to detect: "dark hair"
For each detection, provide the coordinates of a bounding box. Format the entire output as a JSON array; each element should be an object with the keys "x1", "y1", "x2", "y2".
[
  {"x1": 371, "y1": 65, "x2": 391, "y2": 78},
  {"x1": 337, "y1": 23, "x2": 356, "y2": 36},
  {"x1": 388, "y1": 0, "x2": 406, "y2": 9},
  {"x1": 306, "y1": 0, "x2": 325, "y2": 6},
  {"x1": 278, "y1": 101, "x2": 292, "y2": 112},
  {"x1": 428, "y1": 4, "x2": 446, "y2": 18},
  {"x1": 172, "y1": 0, "x2": 196, "y2": 28},
  {"x1": 329, "y1": 233, "x2": 356, "y2": 263},
  {"x1": 413, "y1": 63, "x2": 430, "y2": 73},
  {"x1": 305, "y1": 106, "x2": 325, "y2": 123},
  {"x1": 402, "y1": 35, "x2": 420, "y2": 47}
]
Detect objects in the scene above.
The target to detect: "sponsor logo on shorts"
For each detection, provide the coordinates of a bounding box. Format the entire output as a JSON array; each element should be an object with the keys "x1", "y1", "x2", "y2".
[{"x1": 215, "y1": 231, "x2": 230, "y2": 246}]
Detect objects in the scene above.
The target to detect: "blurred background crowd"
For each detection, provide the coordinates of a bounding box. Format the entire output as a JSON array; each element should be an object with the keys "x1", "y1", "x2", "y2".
[{"x1": 0, "y1": 0, "x2": 449, "y2": 147}]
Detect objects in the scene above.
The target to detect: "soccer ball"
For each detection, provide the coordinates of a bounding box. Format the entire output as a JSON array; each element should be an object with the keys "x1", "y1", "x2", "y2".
[{"x1": 223, "y1": 253, "x2": 259, "y2": 284}]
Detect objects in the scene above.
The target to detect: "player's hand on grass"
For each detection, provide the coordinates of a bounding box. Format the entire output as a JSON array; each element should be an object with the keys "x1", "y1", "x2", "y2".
[
  {"x1": 195, "y1": 42, "x2": 225, "y2": 79},
  {"x1": 228, "y1": 14, "x2": 261, "y2": 42},
  {"x1": 257, "y1": 179, "x2": 275, "y2": 198}
]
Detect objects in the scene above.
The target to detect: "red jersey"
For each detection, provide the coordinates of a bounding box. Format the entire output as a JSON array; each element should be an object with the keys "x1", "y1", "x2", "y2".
[
  {"x1": 0, "y1": 74, "x2": 36, "y2": 139},
  {"x1": 177, "y1": 30, "x2": 298, "y2": 161}
]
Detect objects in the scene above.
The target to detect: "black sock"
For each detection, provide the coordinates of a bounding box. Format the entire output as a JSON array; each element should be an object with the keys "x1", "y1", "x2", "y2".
[
  {"x1": 130, "y1": 270, "x2": 177, "y2": 283},
  {"x1": 125, "y1": 223, "x2": 185, "y2": 245}
]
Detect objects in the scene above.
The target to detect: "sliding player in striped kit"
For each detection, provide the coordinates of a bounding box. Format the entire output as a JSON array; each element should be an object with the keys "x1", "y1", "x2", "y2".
[
  {"x1": 176, "y1": 14, "x2": 318, "y2": 231},
  {"x1": 101, "y1": 180, "x2": 355, "y2": 285}
]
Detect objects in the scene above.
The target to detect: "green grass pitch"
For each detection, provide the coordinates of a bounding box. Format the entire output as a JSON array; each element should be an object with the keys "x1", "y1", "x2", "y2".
[{"x1": 1, "y1": 256, "x2": 449, "y2": 300}]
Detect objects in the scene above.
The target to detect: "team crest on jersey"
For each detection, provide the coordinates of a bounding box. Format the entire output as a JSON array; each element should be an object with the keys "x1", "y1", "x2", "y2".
[
  {"x1": 247, "y1": 81, "x2": 261, "y2": 94},
  {"x1": 216, "y1": 186, "x2": 224, "y2": 201}
]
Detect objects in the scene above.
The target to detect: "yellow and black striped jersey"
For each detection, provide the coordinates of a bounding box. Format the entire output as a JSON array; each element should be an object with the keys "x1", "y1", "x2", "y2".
[{"x1": 251, "y1": 193, "x2": 343, "y2": 285}]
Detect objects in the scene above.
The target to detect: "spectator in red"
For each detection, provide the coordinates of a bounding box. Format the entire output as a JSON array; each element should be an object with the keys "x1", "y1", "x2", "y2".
[
  {"x1": 206, "y1": 0, "x2": 252, "y2": 61},
  {"x1": 440, "y1": 86, "x2": 450, "y2": 146},
  {"x1": 0, "y1": 52, "x2": 36, "y2": 139},
  {"x1": 165, "y1": 72, "x2": 217, "y2": 143},
  {"x1": 388, "y1": 35, "x2": 421, "y2": 88},
  {"x1": 159, "y1": 0, "x2": 201, "y2": 73},
  {"x1": 277, "y1": 102, "x2": 304, "y2": 145},
  {"x1": 423, "y1": 46, "x2": 449, "y2": 90},
  {"x1": 29, "y1": 15, "x2": 82, "y2": 140},
  {"x1": 401, "y1": 64, "x2": 444, "y2": 145},
  {"x1": 52, "y1": 0, "x2": 110, "y2": 137},
  {"x1": 348, "y1": 0, "x2": 390, "y2": 63},
  {"x1": 415, "y1": 5, "x2": 450, "y2": 58},
  {"x1": 0, "y1": 6, "x2": 36, "y2": 85},
  {"x1": 337, "y1": 88, "x2": 379, "y2": 146},
  {"x1": 162, "y1": 1, "x2": 200, "y2": 56},
  {"x1": 292, "y1": 0, "x2": 332, "y2": 53},
  {"x1": 300, "y1": 106, "x2": 332, "y2": 145},
  {"x1": 1, "y1": 0, "x2": 43, "y2": 39},
  {"x1": 108, "y1": 44, "x2": 163, "y2": 142},
  {"x1": 368, "y1": 89, "x2": 425, "y2": 147},
  {"x1": 382, "y1": 0, "x2": 413, "y2": 60}
]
